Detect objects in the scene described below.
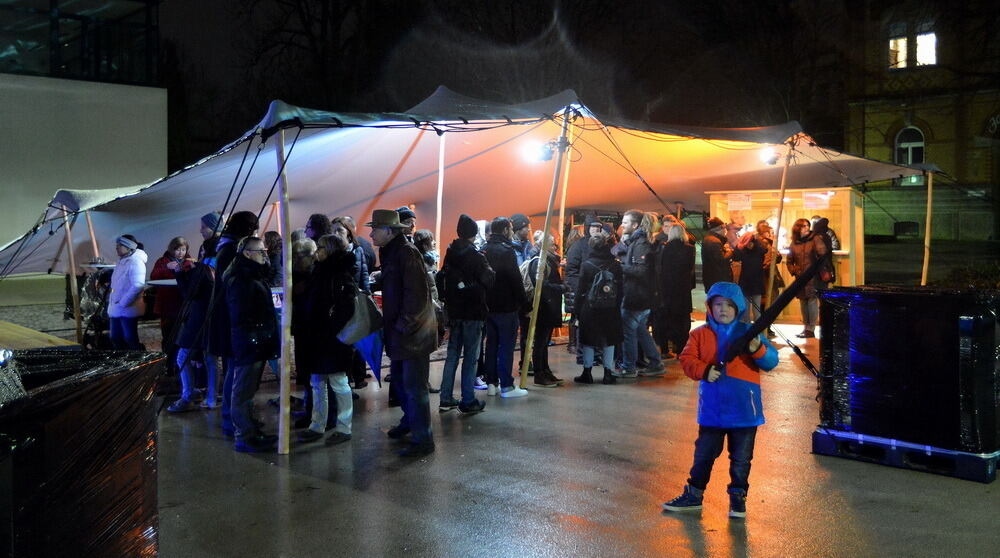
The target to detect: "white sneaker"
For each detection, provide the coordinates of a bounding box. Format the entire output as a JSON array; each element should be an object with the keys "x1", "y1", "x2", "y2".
[
  {"x1": 500, "y1": 387, "x2": 528, "y2": 398},
  {"x1": 487, "y1": 384, "x2": 498, "y2": 396},
  {"x1": 474, "y1": 377, "x2": 488, "y2": 390}
]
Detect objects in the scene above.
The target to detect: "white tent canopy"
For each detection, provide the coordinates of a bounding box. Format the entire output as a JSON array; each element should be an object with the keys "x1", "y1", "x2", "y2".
[{"x1": 0, "y1": 86, "x2": 921, "y2": 277}]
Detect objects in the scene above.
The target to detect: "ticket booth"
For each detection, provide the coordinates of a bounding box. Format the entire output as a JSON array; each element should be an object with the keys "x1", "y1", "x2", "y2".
[{"x1": 705, "y1": 187, "x2": 864, "y2": 320}]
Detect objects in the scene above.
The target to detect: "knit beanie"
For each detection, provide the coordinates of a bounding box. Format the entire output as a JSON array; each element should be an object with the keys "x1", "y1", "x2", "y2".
[
  {"x1": 201, "y1": 211, "x2": 223, "y2": 233},
  {"x1": 457, "y1": 214, "x2": 478, "y2": 239}
]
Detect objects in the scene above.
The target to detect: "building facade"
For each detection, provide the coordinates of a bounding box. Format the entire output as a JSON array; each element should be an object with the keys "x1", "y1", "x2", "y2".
[{"x1": 845, "y1": 1, "x2": 1000, "y2": 240}]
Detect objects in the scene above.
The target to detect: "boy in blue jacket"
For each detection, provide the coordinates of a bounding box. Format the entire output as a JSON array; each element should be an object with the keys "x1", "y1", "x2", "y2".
[{"x1": 663, "y1": 282, "x2": 778, "y2": 518}]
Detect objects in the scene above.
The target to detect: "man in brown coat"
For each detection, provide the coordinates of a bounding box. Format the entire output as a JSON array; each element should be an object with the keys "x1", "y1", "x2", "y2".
[{"x1": 367, "y1": 209, "x2": 438, "y2": 457}]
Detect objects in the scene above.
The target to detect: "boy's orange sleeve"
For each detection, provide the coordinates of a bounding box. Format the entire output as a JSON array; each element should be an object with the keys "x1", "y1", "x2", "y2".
[{"x1": 679, "y1": 327, "x2": 714, "y2": 381}]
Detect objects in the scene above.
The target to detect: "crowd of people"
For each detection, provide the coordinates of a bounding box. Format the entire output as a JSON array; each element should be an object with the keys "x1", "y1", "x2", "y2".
[{"x1": 105, "y1": 204, "x2": 836, "y2": 514}]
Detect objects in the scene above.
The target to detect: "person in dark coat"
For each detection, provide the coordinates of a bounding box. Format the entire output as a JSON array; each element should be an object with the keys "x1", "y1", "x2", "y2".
[
  {"x1": 734, "y1": 231, "x2": 767, "y2": 322},
  {"x1": 437, "y1": 214, "x2": 495, "y2": 413},
  {"x1": 786, "y1": 218, "x2": 831, "y2": 338},
  {"x1": 657, "y1": 225, "x2": 696, "y2": 358},
  {"x1": 564, "y1": 214, "x2": 601, "y2": 357},
  {"x1": 224, "y1": 236, "x2": 279, "y2": 453},
  {"x1": 209, "y1": 211, "x2": 259, "y2": 435},
  {"x1": 701, "y1": 217, "x2": 733, "y2": 291},
  {"x1": 482, "y1": 217, "x2": 529, "y2": 398},
  {"x1": 296, "y1": 234, "x2": 357, "y2": 445},
  {"x1": 573, "y1": 231, "x2": 624, "y2": 385},
  {"x1": 332, "y1": 217, "x2": 373, "y2": 390},
  {"x1": 367, "y1": 209, "x2": 438, "y2": 457},
  {"x1": 168, "y1": 237, "x2": 220, "y2": 412},
  {"x1": 617, "y1": 210, "x2": 664, "y2": 378},
  {"x1": 526, "y1": 234, "x2": 566, "y2": 388}
]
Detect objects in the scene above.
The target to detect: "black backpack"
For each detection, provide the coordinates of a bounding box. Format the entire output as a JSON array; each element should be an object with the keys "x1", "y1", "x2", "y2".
[{"x1": 585, "y1": 262, "x2": 617, "y2": 310}]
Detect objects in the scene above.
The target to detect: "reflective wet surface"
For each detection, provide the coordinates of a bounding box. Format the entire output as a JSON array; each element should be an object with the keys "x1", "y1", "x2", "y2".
[{"x1": 157, "y1": 324, "x2": 998, "y2": 557}]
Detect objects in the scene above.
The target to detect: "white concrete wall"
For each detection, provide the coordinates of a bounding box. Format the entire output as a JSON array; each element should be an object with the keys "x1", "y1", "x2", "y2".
[{"x1": 0, "y1": 73, "x2": 166, "y2": 246}]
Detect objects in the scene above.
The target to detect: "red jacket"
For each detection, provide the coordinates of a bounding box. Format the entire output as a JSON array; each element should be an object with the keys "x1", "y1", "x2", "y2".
[{"x1": 151, "y1": 256, "x2": 183, "y2": 320}]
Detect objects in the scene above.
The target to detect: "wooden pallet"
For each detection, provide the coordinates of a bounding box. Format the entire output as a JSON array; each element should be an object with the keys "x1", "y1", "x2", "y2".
[{"x1": 812, "y1": 428, "x2": 999, "y2": 483}]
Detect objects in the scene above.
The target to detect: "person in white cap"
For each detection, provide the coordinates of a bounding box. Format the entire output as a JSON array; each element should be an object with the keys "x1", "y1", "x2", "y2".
[{"x1": 108, "y1": 234, "x2": 147, "y2": 350}]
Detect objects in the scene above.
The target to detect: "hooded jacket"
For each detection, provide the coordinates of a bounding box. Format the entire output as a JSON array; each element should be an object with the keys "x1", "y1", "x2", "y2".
[
  {"x1": 679, "y1": 282, "x2": 778, "y2": 428},
  {"x1": 563, "y1": 214, "x2": 597, "y2": 312},
  {"x1": 175, "y1": 260, "x2": 214, "y2": 350},
  {"x1": 483, "y1": 233, "x2": 526, "y2": 314},
  {"x1": 574, "y1": 244, "x2": 624, "y2": 347},
  {"x1": 208, "y1": 233, "x2": 239, "y2": 357},
  {"x1": 439, "y1": 237, "x2": 495, "y2": 321},
  {"x1": 109, "y1": 249, "x2": 148, "y2": 318},
  {"x1": 224, "y1": 253, "x2": 280, "y2": 366},
  {"x1": 621, "y1": 228, "x2": 655, "y2": 310},
  {"x1": 295, "y1": 250, "x2": 357, "y2": 374}
]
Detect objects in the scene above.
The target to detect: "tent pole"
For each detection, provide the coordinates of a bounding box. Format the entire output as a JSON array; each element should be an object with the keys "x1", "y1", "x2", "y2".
[
  {"x1": 275, "y1": 129, "x2": 294, "y2": 455},
  {"x1": 60, "y1": 205, "x2": 83, "y2": 343},
  {"x1": 263, "y1": 201, "x2": 277, "y2": 233},
  {"x1": 84, "y1": 210, "x2": 100, "y2": 261},
  {"x1": 274, "y1": 202, "x2": 282, "y2": 236},
  {"x1": 765, "y1": 140, "x2": 795, "y2": 310},
  {"x1": 921, "y1": 171, "x2": 934, "y2": 286},
  {"x1": 557, "y1": 124, "x2": 574, "y2": 258},
  {"x1": 436, "y1": 132, "x2": 445, "y2": 264},
  {"x1": 519, "y1": 109, "x2": 572, "y2": 388}
]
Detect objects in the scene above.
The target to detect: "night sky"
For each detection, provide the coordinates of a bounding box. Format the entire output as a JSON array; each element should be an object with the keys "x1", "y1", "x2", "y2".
[{"x1": 157, "y1": 0, "x2": 890, "y2": 172}]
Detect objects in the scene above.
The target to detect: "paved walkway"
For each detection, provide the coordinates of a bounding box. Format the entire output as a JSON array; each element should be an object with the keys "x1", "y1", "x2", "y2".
[{"x1": 155, "y1": 323, "x2": 997, "y2": 558}]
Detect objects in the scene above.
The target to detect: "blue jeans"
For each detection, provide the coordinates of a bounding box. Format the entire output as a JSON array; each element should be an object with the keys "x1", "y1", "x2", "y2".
[
  {"x1": 581, "y1": 344, "x2": 615, "y2": 369},
  {"x1": 621, "y1": 307, "x2": 662, "y2": 371},
  {"x1": 176, "y1": 347, "x2": 219, "y2": 402},
  {"x1": 440, "y1": 320, "x2": 485, "y2": 404},
  {"x1": 395, "y1": 357, "x2": 432, "y2": 445},
  {"x1": 687, "y1": 425, "x2": 757, "y2": 493},
  {"x1": 218, "y1": 355, "x2": 235, "y2": 427},
  {"x1": 230, "y1": 360, "x2": 265, "y2": 441},
  {"x1": 309, "y1": 372, "x2": 352, "y2": 434},
  {"x1": 109, "y1": 316, "x2": 141, "y2": 350},
  {"x1": 483, "y1": 312, "x2": 518, "y2": 388}
]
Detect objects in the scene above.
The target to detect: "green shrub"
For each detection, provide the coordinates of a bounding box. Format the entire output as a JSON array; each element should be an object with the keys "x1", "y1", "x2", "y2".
[{"x1": 933, "y1": 261, "x2": 1000, "y2": 289}]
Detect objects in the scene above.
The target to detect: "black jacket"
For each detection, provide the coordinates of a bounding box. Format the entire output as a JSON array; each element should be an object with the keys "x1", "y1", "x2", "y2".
[
  {"x1": 296, "y1": 251, "x2": 357, "y2": 374},
  {"x1": 438, "y1": 238, "x2": 495, "y2": 322},
  {"x1": 174, "y1": 262, "x2": 214, "y2": 350},
  {"x1": 564, "y1": 214, "x2": 598, "y2": 310},
  {"x1": 701, "y1": 230, "x2": 733, "y2": 291},
  {"x1": 658, "y1": 239, "x2": 695, "y2": 314},
  {"x1": 622, "y1": 228, "x2": 655, "y2": 310},
  {"x1": 527, "y1": 251, "x2": 564, "y2": 329},
  {"x1": 208, "y1": 234, "x2": 240, "y2": 357},
  {"x1": 735, "y1": 236, "x2": 768, "y2": 296},
  {"x1": 379, "y1": 233, "x2": 438, "y2": 360},
  {"x1": 224, "y1": 254, "x2": 279, "y2": 366},
  {"x1": 483, "y1": 234, "x2": 526, "y2": 314},
  {"x1": 574, "y1": 246, "x2": 624, "y2": 347}
]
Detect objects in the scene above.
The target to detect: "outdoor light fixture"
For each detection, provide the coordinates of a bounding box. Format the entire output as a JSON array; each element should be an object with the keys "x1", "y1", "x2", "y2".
[
  {"x1": 522, "y1": 140, "x2": 557, "y2": 163},
  {"x1": 760, "y1": 147, "x2": 780, "y2": 166}
]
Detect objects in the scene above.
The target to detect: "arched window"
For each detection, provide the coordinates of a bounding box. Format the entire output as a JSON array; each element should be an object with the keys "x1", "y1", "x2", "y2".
[{"x1": 895, "y1": 127, "x2": 925, "y2": 185}]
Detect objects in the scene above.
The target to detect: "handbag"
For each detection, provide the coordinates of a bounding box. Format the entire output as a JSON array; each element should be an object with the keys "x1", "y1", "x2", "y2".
[{"x1": 337, "y1": 289, "x2": 383, "y2": 345}]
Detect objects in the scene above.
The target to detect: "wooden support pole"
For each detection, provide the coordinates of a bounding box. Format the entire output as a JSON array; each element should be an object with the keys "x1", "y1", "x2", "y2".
[
  {"x1": 275, "y1": 130, "x2": 294, "y2": 455},
  {"x1": 60, "y1": 206, "x2": 82, "y2": 343},
  {"x1": 435, "y1": 132, "x2": 445, "y2": 266},
  {"x1": 765, "y1": 140, "x2": 796, "y2": 306},
  {"x1": 519, "y1": 109, "x2": 571, "y2": 388},
  {"x1": 84, "y1": 210, "x2": 100, "y2": 261},
  {"x1": 557, "y1": 124, "x2": 574, "y2": 258},
  {"x1": 921, "y1": 171, "x2": 934, "y2": 286}
]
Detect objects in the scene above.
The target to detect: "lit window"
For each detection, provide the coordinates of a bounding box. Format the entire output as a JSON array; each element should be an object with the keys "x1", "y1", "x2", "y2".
[
  {"x1": 916, "y1": 32, "x2": 936, "y2": 65},
  {"x1": 889, "y1": 36, "x2": 908, "y2": 68},
  {"x1": 895, "y1": 127, "x2": 925, "y2": 186}
]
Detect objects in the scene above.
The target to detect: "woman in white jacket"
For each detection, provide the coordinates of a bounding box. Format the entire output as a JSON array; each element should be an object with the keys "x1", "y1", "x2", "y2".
[{"x1": 109, "y1": 235, "x2": 148, "y2": 350}]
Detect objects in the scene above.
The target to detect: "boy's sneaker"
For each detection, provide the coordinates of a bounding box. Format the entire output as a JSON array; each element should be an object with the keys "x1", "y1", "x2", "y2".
[
  {"x1": 487, "y1": 384, "x2": 498, "y2": 396},
  {"x1": 500, "y1": 386, "x2": 528, "y2": 398},
  {"x1": 728, "y1": 490, "x2": 747, "y2": 518},
  {"x1": 662, "y1": 485, "x2": 703, "y2": 512},
  {"x1": 438, "y1": 399, "x2": 460, "y2": 412}
]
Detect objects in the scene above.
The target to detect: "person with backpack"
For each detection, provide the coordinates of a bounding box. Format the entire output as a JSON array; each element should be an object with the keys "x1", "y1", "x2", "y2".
[
  {"x1": 436, "y1": 215, "x2": 496, "y2": 414},
  {"x1": 573, "y1": 229, "x2": 623, "y2": 385}
]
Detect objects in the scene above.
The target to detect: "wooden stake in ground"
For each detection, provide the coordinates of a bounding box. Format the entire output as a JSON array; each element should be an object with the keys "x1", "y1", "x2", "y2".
[
  {"x1": 519, "y1": 110, "x2": 572, "y2": 388},
  {"x1": 921, "y1": 171, "x2": 934, "y2": 286},
  {"x1": 60, "y1": 205, "x2": 83, "y2": 344},
  {"x1": 275, "y1": 130, "x2": 294, "y2": 455}
]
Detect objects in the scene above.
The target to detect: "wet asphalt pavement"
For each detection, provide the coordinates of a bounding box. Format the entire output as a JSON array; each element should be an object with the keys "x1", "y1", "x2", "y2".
[{"x1": 155, "y1": 322, "x2": 998, "y2": 558}]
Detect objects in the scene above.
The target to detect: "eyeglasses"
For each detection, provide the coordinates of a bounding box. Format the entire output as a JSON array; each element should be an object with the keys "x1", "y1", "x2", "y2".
[{"x1": 245, "y1": 249, "x2": 268, "y2": 254}]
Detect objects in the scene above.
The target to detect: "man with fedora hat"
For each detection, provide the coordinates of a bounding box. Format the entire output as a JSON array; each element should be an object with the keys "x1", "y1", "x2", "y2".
[{"x1": 368, "y1": 209, "x2": 438, "y2": 457}]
